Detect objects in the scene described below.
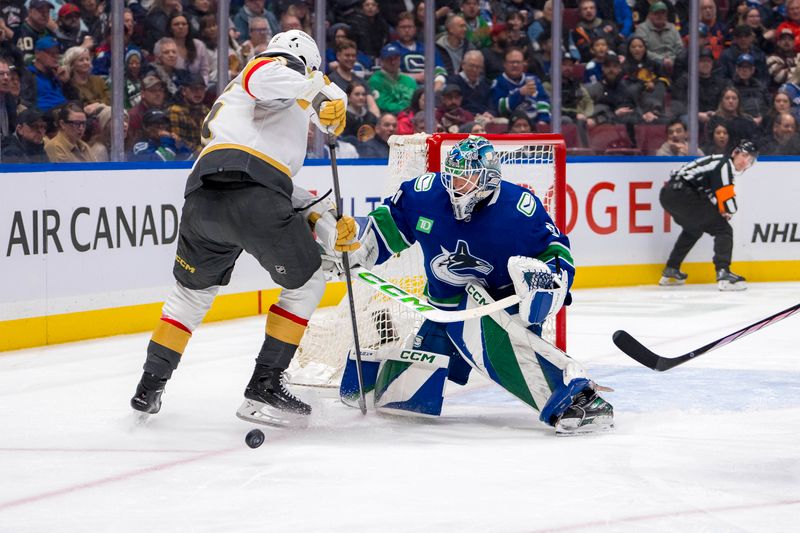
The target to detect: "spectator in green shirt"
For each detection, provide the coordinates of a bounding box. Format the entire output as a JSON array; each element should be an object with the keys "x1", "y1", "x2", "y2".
[{"x1": 368, "y1": 43, "x2": 418, "y2": 114}]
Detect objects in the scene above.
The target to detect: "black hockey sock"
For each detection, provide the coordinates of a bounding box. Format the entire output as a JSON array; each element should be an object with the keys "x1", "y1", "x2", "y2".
[{"x1": 255, "y1": 335, "x2": 298, "y2": 371}]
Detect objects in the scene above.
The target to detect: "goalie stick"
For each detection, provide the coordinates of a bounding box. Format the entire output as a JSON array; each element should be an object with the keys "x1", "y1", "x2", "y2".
[
  {"x1": 613, "y1": 302, "x2": 800, "y2": 372},
  {"x1": 351, "y1": 266, "x2": 522, "y2": 323}
]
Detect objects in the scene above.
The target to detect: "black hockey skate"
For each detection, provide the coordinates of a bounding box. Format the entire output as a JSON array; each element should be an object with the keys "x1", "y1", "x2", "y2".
[
  {"x1": 130, "y1": 372, "x2": 167, "y2": 414},
  {"x1": 236, "y1": 366, "x2": 311, "y2": 428},
  {"x1": 717, "y1": 268, "x2": 747, "y2": 292},
  {"x1": 555, "y1": 389, "x2": 614, "y2": 436},
  {"x1": 659, "y1": 266, "x2": 688, "y2": 286}
]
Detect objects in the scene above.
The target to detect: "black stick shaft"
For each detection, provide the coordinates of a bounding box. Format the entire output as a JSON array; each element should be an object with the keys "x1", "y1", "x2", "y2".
[
  {"x1": 328, "y1": 136, "x2": 367, "y2": 414},
  {"x1": 613, "y1": 302, "x2": 800, "y2": 371}
]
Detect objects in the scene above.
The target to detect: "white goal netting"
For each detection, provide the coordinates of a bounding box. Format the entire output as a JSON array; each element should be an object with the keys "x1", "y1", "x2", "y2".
[{"x1": 288, "y1": 133, "x2": 566, "y2": 387}]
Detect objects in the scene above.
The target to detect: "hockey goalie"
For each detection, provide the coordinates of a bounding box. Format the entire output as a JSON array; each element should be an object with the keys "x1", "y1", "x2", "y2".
[{"x1": 318, "y1": 136, "x2": 614, "y2": 436}]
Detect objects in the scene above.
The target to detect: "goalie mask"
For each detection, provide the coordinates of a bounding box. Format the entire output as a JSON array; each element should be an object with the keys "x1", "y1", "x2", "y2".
[
  {"x1": 441, "y1": 136, "x2": 502, "y2": 221},
  {"x1": 267, "y1": 30, "x2": 322, "y2": 73}
]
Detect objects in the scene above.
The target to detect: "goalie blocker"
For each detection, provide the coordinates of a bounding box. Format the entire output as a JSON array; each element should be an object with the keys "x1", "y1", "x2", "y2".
[{"x1": 340, "y1": 283, "x2": 614, "y2": 435}]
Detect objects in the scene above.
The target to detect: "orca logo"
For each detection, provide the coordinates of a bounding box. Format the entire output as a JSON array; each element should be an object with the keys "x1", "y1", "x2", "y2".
[{"x1": 430, "y1": 239, "x2": 494, "y2": 286}]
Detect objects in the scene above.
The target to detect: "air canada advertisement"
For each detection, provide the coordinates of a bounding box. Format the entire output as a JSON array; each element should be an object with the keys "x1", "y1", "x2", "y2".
[{"x1": 1, "y1": 160, "x2": 798, "y2": 321}]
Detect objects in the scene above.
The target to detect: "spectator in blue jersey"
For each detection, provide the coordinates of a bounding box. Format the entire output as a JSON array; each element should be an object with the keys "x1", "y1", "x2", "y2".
[
  {"x1": 131, "y1": 108, "x2": 193, "y2": 162},
  {"x1": 448, "y1": 50, "x2": 492, "y2": 115},
  {"x1": 324, "y1": 24, "x2": 372, "y2": 79},
  {"x1": 490, "y1": 48, "x2": 550, "y2": 126},
  {"x1": 21, "y1": 36, "x2": 66, "y2": 113},
  {"x1": 582, "y1": 36, "x2": 611, "y2": 84},
  {"x1": 390, "y1": 11, "x2": 446, "y2": 90}
]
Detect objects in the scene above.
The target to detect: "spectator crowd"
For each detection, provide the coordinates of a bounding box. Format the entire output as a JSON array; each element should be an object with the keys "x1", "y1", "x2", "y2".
[{"x1": 3, "y1": 0, "x2": 800, "y2": 162}]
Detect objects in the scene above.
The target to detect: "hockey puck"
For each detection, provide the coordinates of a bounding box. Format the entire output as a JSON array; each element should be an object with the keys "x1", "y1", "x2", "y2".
[{"x1": 245, "y1": 428, "x2": 265, "y2": 448}]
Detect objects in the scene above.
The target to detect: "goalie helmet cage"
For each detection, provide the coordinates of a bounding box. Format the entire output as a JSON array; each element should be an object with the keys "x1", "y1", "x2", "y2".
[{"x1": 289, "y1": 133, "x2": 567, "y2": 387}]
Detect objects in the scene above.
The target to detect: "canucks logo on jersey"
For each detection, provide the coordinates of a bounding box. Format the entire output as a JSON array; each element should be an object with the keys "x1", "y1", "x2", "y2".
[{"x1": 430, "y1": 240, "x2": 494, "y2": 286}]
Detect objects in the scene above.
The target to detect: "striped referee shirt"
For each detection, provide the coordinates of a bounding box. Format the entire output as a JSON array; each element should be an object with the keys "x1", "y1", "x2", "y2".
[{"x1": 671, "y1": 155, "x2": 739, "y2": 214}]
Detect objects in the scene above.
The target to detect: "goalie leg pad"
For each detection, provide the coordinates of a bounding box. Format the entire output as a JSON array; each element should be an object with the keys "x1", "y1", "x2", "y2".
[
  {"x1": 374, "y1": 349, "x2": 450, "y2": 417},
  {"x1": 339, "y1": 349, "x2": 381, "y2": 409}
]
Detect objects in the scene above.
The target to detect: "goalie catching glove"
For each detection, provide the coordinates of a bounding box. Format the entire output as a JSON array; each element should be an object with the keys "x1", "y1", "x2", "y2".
[
  {"x1": 300, "y1": 71, "x2": 347, "y2": 137},
  {"x1": 508, "y1": 256, "x2": 569, "y2": 326}
]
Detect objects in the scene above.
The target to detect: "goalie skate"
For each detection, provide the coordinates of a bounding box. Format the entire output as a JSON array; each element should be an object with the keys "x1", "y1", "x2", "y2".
[
  {"x1": 235, "y1": 399, "x2": 309, "y2": 428},
  {"x1": 554, "y1": 389, "x2": 614, "y2": 436}
]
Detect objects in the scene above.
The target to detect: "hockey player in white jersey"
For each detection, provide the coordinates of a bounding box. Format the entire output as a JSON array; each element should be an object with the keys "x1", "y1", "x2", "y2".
[
  {"x1": 324, "y1": 136, "x2": 613, "y2": 435},
  {"x1": 130, "y1": 30, "x2": 360, "y2": 427}
]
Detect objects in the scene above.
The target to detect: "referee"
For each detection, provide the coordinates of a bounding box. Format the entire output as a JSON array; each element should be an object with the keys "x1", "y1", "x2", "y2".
[{"x1": 659, "y1": 140, "x2": 758, "y2": 291}]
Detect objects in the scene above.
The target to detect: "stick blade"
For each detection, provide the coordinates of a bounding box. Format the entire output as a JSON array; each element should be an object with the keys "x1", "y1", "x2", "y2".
[{"x1": 612, "y1": 330, "x2": 664, "y2": 371}]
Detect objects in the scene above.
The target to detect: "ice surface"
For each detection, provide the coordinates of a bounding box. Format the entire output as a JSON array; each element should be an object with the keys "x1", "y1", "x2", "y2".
[{"x1": 1, "y1": 282, "x2": 798, "y2": 532}]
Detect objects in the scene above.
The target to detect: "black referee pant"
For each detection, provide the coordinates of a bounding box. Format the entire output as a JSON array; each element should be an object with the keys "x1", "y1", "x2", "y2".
[{"x1": 660, "y1": 184, "x2": 733, "y2": 272}]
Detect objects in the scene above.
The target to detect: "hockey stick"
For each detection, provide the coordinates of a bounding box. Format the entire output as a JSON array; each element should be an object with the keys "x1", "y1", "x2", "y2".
[
  {"x1": 328, "y1": 136, "x2": 367, "y2": 415},
  {"x1": 613, "y1": 302, "x2": 800, "y2": 372},
  {"x1": 351, "y1": 266, "x2": 521, "y2": 323}
]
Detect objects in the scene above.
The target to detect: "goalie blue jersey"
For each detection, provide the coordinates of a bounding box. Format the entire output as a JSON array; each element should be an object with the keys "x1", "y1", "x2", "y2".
[{"x1": 367, "y1": 172, "x2": 575, "y2": 309}]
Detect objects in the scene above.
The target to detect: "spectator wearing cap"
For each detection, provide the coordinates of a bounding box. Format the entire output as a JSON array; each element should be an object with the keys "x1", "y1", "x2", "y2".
[
  {"x1": 21, "y1": 36, "x2": 66, "y2": 113},
  {"x1": 233, "y1": 0, "x2": 280, "y2": 44},
  {"x1": 732, "y1": 54, "x2": 770, "y2": 125},
  {"x1": 44, "y1": 101, "x2": 96, "y2": 162},
  {"x1": 61, "y1": 46, "x2": 110, "y2": 106},
  {"x1": 699, "y1": 0, "x2": 728, "y2": 60},
  {"x1": 54, "y1": 3, "x2": 89, "y2": 51},
  {"x1": 436, "y1": 14, "x2": 475, "y2": 77},
  {"x1": 368, "y1": 43, "x2": 417, "y2": 114},
  {"x1": 14, "y1": 0, "x2": 56, "y2": 65},
  {"x1": 350, "y1": 0, "x2": 390, "y2": 59},
  {"x1": 356, "y1": 111, "x2": 396, "y2": 158},
  {"x1": 572, "y1": 0, "x2": 621, "y2": 64},
  {"x1": 389, "y1": 11, "x2": 447, "y2": 88},
  {"x1": 167, "y1": 73, "x2": 209, "y2": 153},
  {"x1": 719, "y1": 25, "x2": 767, "y2": 83},
  {"x1": 767, "y1": 28, "x2": 797, "y2": 89},
  {"x1": 459, "y1": 0, "x2": 491, "y2": 49},
  {"x1": 128, "y1": 74, "x2": 167, "y2": 139},
  {"x1": 482, "y1": 23, "x2": 510, "y2": 82},
  {"x1": 490, "y1": 48, "x2": 551, "y2": 125},
  {"x1": 436, "y1": 84, "x2": 474, "y2": 133},
  {"x1": 166, "y1": 12, "x2": 209, "y2": 84},
  {"x1": 671, "y1": 48, "x2": 729, "y2": 125},
  {"x1": 131, "y1": 108, "x2": 193, "y2": 162},
  {"x1": 124, "y1": 48, "x2": 144, "y2": 109},
  {"x1": 0, "y1": 57, "x2": 17, "y2": 137},
  {"x1": 448, "y1": 50, "x2": 492, "y2": 115},
  {"x1": 633, "y1": 1, "x2": 683, "y2": 72},
  {"x1": 145, "y1": 37, "x2": 190, "y2": 103},
  {"x1": 1, "y1": 107, "x2": 48, "y2": 163},
  {"x1": 758, "y1": 112, "x2": 800, "y2": 155},
  {"x1": 776, "y1": 0, "x2": 800, "y2": 53},
  {"x1": 585, "y1": 53, "x2": 637, "y2": 128}
]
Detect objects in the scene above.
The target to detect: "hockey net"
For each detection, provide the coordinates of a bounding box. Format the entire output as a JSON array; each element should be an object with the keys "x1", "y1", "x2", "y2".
[{"x1": 289, "y1": 133, "x2": 567, "y2": 387}]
